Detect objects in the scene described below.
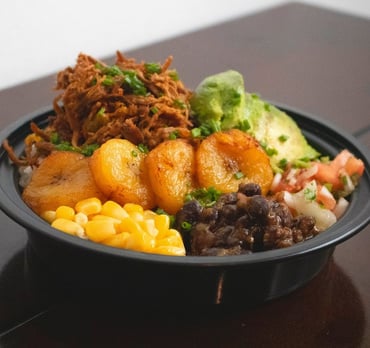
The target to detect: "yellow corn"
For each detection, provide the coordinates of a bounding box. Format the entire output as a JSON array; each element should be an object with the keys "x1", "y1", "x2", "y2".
[
  {"x1": 75, "y1": 197, "x2": 102, "y2": 216},
  {"x1": 153, "y1": 245, "x2": 186, "y2": 256},
  {"x1": 139, "y1": 219, "x2": 158, "y2": 238},
  {"x1": 41, "y1": 210, "x2": 56, "y2": 223},
  {"x1": 55, "y1": 206, "x2": 75, "y2": 220},
  {"x1": 154, "y1": 214, "x2": 171, "y2": 239},
  {"x1": 125, "y1": 228, "x2": 156, "y2": 252},
  {"x1": 92, "y1": 214, "x2": 121, "y2": 224},
  {"x1": 85, "y1": 219, "x2": 116, "y2": 242},
  {"x1": 74, "y1": 212, "x2": 88, "y2": 227},
  {"x1": 51, "y1": 218, "x2": 85, "y2": 236},
  {"x1": 42, "y1": 198, "x2": 186, "y2": 256},
  {"x1": 101, "y1": 200, "x2": 129, "y2": 220},
  {"x1": 103, "y1": 232, "x2": 130, "y2": 248},
  {"x1": 123, "y1": 203, "x2": 144, "y2": 214}
]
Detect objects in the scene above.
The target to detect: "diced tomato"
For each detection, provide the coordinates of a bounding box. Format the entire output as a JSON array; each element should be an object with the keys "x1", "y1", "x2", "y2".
[
  {"x1": 345, "y1": 156, "x2": 365, "y2": 176},
  {"x1": 314, "y1": 162, "x2": 342, "y2": 190},
  {"x1": 316, "y1": 184, "x2": 336, "y2": 210},
  {"x1": 314, "y1": 150, "x2": 364, "y2": 190}
]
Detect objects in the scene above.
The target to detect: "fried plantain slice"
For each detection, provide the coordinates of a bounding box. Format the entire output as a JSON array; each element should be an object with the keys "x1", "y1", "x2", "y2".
[
  {"x1": 146, "y1": 139, "x2": 196, "y2": 214},
  {"x1": 89, "y1": 139, "x2": 156, "y2": 210},
  {"x1": 22, "y1": 151, "x2": 106, "y2": 215},
  {"x1": 196, "y1": 129, "x2": 273, "y2": 195}
]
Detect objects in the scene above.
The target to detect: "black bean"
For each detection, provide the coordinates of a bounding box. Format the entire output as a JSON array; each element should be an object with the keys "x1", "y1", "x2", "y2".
[{"x1": 238, "y1": 183, "x2": 262, "y2": 196}]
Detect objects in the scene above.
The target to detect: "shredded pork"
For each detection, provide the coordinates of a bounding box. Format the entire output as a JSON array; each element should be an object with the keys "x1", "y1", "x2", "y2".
[{"x1": 5, "y1": 52, "x2": 194, "y2": 166}]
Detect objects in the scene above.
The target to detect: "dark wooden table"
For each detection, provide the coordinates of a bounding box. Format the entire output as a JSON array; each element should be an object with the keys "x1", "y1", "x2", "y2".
[{"x1": 1, "y1": 3, "x2": 370, "y2": 347}]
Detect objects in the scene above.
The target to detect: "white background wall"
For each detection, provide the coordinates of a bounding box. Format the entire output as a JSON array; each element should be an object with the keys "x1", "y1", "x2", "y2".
[{"x1": 1, "y1": 0, "x2": 370, "y2": 91}]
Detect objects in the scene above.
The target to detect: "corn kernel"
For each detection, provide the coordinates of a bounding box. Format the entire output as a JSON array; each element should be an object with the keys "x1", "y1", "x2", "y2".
[
  {"x1": 128, "y1": 211, "x2": 144, "y2": 222},
  {"x1": 74, "y1": 212, "x2": 88, "y2": 227},
  {"x1": 75, "y1": 197, "x2": 102, "y2": 216},
  {"x1": 153, "y1": 245, "x2": 186, "y2": 256},
  {"x1": 101, "y1": 200, "x2": 129, "y2": 220},
  {"x1": 139, "y1": 219, "x2": 158, "y2": 238},
  {"x1": 103, "y1": 232, "x2": 130, "y2": 248},
  {"x1": 143, "y1": 210, "x2": 157, "y2": 219},
  {"x1": 157, "y1": 234, "x2": 184, "y2": 249},
  {"x1": 55, "y1": 206, "x2": 75, "y2": 220},
  {"x1": 52, "y1": 218, "x2": 84, "y2": 236},
  {"x1": 123, "y1": 203, "x2": 144, "y2": 214},
  {"x1": 41, "y1": 210, "x2": 56, "y2": 223},
  {"x1": 125, "y1": 229, "x2": 155, "y2": 252},
  {"x1": 92, "y1": 215, "x2": 121, "y2": 225},
  {"x1": 117, "y1": 217, "x2": 143, "y2": 234},
  {"x1": 154, "y1": 214, "x2": 170, "y2": 238},
  {"x1": 85, "y1": 219, "x2": 117, "y2": 242}
]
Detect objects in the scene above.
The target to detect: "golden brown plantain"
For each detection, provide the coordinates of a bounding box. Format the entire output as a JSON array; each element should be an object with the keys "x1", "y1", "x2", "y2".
[
  {"x1": 196, "y1": 129, "x2": 273, "y2": 195},
  {"x1": 89, "y1": 139, "x2": 156, "y2": 209},
  {"x1": 145, "y1": 139, "x2": 196, "y2": 214},
  {"x1": 22, "y1": 151, "x2": 106, "y2": 215}
]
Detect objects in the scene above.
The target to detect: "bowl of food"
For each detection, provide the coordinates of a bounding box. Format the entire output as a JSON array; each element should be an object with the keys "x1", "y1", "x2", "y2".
[{"x1": 0, "y1": 52, "x2": 369, "y2": 305}]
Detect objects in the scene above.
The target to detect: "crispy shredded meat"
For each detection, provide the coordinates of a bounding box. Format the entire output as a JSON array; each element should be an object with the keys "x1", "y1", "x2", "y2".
[
  {"x1": 4, "y1": 52, "x2": 194, "y2": 166},
  {"x1": 53, "y1": 52, "x2": 193, "y2": 148}
]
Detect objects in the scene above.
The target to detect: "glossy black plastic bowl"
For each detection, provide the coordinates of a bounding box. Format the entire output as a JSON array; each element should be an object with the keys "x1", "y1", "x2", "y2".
[{"x1": 0, "y1": 105, "x2": 369, "y2": 305}]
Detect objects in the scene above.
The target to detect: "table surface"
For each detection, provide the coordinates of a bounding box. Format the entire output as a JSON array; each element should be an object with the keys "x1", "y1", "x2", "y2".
[{"x1": 1, "y1": 2, "x2": 370, "y2": 347}]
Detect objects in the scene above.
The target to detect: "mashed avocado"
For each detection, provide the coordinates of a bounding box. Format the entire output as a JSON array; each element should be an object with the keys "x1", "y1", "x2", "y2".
[
  {"x1": 190, "y1": 70, "x2": 320, "y2": 172},
  {"x1": 190, "y1": 70, "x2": 247, "y2": 132}
]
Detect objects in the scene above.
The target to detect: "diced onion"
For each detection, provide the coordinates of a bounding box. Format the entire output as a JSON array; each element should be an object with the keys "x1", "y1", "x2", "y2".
[{"x1": 333, "y1": 197, "x2": 349, "y2": 218}]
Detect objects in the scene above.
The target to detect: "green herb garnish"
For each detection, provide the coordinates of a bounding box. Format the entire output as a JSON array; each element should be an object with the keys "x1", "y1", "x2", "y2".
[
  {"x1": 191, "y1": 128, "x2": 202, "y2": 138},
  {"x1": 168, "y1": 70, "x2": 179, "y2": 81},
  {"x1": 137, "y1": 143, "x2": 149, "y2": 154},
  {"x1": 304, "y1": 187, "x2": 316, "y2": 201},
  {"x1": 122, "y1": 70, "x2": 147, "y2": 96},
  {"x1": 169, "y1": 130, "x2": 179, "y2": 140},
  {"x1": 278, "y1": 134, "x2": 289, "y2": 142},
  {"x1": 181, "y1": 221, "x2": 192, "y2": 231},
  {"x1": 185, "y1": 187, "x2": 221, "y2": 208},
  {"x1": 234, "y1": 171, "x2": 245, "y2": 180},
  {"x1": 173, "y1": 99, "x2": 186, "y2": 109},
  {"x1": 144, "y1": 62, "x2": 161, "y2": 74}
]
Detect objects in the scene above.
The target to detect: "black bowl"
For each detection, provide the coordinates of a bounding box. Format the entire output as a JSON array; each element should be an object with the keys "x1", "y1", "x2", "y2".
[{"x1": 0, "y1": 105, "x2": 369, "y2": 305}]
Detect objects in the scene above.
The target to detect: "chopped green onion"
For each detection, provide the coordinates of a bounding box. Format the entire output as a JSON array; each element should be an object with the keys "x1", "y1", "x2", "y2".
[
  {"x1": 102, "y1": 76, "x2": 114, "y2": 86},
  {"x1": 238, "y1": 119, "x2": 250, "y2": 131},
  {"x1": 144, "y1": 62, "x2": 161, "y2": 74},
  {"x1": 137, "y1": 143, "x2": 149, "y2": 154},
  {"x1": 168, "y1": 70, "x2": 179, "y2": 81},
  {"x1": 122, "y1": 70, "x2": 147, "y2": 95},
  {"x1": 278, "y1": 158, "x2": 288, "y2": 170},
  {"x1": 169, "y1": 130, "x2": 179, "y2": 140},
  {"x1": 234, "y1": 171, "x2": 245, "y2": 180},
  {"x1": 304, "y1": 187, "x2": 316, "y2": 201},
  {"x1": 97, "y1": 107, "x2": 106, "y2": 116},
  {"x1": 191, "y1": 128, "x2": 202, "y2": 138},
  {"x1": 80, "y1": 143, "x2": 99, "y2": 157},
  {"x1": 173, "y1": 99, "x2": 186, "y2": 109},
  {"x1": 50, "y1": 132, "x2": 61, "y2": 144},
  {"x1": 181, "y1": 221, "x2": 192, "y2": 231},
  {"x1": 278, "y1": 134, "x2": 289, "y2": 142},
  {"x1": 185, "y1": 187, "x2": 221, "y2": 208},
  {"x1": 260, "y1": 142, "x2": 278, "y2": 157}
]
